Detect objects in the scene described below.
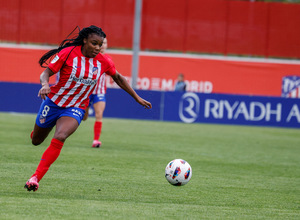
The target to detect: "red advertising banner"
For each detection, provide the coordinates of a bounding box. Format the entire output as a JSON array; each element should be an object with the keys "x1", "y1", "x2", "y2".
[
  {"x1": 1, "y1": 0, "x2": 300, "y2": 58},
  {"x1": 0, "y1": 47, "x2": 299, "y2": 97},
  {"x1": 0, "y1": 47, "x2": 56, "y2": 84},
  {"x1": 226, "y1": 1, "x2": 268, "y2": 56},
  {"x1": 107, "y1": 52, "x2": 300, "y2": 97}
]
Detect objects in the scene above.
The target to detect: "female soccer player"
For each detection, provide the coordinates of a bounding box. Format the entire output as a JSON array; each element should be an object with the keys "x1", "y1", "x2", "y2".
[
  {"x1": 25, "y1": 25, "x2": 152, "y2": 192},
  {"x1": 83, "y1": 37, "x2": 109, "y2": 148}
]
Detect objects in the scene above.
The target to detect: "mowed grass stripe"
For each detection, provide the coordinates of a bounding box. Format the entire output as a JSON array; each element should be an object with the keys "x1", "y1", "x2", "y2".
[{"x1": 0, "y1": 112, "x2": 299, "y2": 219}]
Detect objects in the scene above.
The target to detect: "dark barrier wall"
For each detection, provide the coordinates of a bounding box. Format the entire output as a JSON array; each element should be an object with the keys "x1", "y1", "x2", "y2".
[
  {"x1": 0, "y1": 0, "x2": 300, "y2": 58},
  {"x1": 0, "y1": 82, "x2": 299, "y2": 128}
]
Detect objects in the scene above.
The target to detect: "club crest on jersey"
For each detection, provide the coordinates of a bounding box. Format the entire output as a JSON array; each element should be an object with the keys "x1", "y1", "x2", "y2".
[
  {"x1": 92, "y1": 67, "x2": 98, "y2": 75},
  {"x1": 39, "y1": 117, "x2": 46, "y2": 124}
]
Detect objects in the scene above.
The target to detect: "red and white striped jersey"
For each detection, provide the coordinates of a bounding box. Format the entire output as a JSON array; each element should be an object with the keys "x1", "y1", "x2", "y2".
[
  {"x1": 92, "y1": 73, "x2": 106, "y2": 95},
  {"x1": 47, "y1": 46, "x2": 116, "y2": 109},
  {"x1": 92, "y1": 54, "x2": 112, "y2": 95}
]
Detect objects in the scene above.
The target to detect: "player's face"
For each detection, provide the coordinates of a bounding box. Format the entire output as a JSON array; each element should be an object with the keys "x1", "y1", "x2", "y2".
[
  {"x1": 100, "y1": 38, "x2": 108, "y2": 54},
  {"x1": 82, "y1": 33, "x2": 104, "y2": 58},
  {"x1": 178, "y1": 75, "x2": 184, "y2": 82}
]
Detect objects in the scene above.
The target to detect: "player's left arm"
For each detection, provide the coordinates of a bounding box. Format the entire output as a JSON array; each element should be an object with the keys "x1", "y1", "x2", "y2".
[{"x1": 111, "y1": 71, "x2": 152, "y2": 109}]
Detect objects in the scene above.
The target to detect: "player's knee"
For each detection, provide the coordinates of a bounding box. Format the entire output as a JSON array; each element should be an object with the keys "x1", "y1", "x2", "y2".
[
  {"x1": 53, "y1": 132, "x2": 68, "y2": 142},
  {"x1": 32, "y1": 138, "x2": 43, "y2": 146},
  {"x1": 82, "y1": 115, "x2": 88, "y2": 121},
  {"x1": 95, "y1": 112, "x2": 103, "y2": 120}
]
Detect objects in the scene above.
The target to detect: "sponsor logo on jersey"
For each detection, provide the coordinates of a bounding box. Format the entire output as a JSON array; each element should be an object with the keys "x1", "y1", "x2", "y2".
[
  {"x1": 70, "y1": 75, "x2": 97, "y2": 86},
  {"x1": 282, "y1": 76, "x2": 300, "y2": 98}
]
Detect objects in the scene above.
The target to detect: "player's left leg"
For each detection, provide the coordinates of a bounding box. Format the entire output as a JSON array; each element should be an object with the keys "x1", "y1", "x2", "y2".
[
  {"x1": 83, "y1": 106, "x2": 90, "y2": 121},
  {"x1": 92, "y1": 101, "x2": 106, "y2": 148},
  {"x1": 53, "y1": 116, "x2": 80, "y2": 142},
  {"x1": 83, "y1": 94, "x2": 94, "y2": 121}
]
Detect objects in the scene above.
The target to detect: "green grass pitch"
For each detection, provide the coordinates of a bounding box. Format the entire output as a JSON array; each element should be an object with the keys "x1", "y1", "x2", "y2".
[{"x1": 0, "y1": 112, "x2": 299, "y2": 219}]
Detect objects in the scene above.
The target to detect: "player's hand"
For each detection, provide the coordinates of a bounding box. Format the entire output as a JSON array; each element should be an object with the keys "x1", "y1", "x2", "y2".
[
  {"x1": 136, "y1": 97, "x2": 152, "y2": 109},
  {"x1": 38, "y1": 84, "x2": 51, "y2": 100}
]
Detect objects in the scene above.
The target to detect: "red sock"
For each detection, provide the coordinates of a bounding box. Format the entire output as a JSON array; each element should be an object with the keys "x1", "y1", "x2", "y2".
[
  {"x1": 94, "y1": 121, "x2": 102, "y2": 140},
  {"x1": 32, "y1": 138, "x2": 64, "y2": 182},
  {"x1": 30, "y1": 130, "x2": 33, "y2": 139}
]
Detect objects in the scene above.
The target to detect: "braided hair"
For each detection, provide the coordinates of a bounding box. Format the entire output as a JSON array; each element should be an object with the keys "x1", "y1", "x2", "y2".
[{"x1": 39, "y1": 25, "x2": 106, "y2": 67}]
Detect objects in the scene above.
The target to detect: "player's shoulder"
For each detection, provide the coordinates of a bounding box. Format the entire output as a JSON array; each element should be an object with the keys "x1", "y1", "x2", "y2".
[
  {"x1": 96, "y1": 53, "x2": 116, "y2": 75},
  {"x1": 58, "y1": 46, "x2": 79, "y2": 57},
  {"x1": 97, "y1": 53, "x2": 114, "y2": 65},
  {"x1": 103, "y1": 54, "x2": 112, "y2": 60}
]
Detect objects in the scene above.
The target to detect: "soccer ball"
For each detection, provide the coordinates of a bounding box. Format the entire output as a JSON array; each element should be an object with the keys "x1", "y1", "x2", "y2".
[{"x1": 165, "y1": 159, "x2": 192, "y2": 186}]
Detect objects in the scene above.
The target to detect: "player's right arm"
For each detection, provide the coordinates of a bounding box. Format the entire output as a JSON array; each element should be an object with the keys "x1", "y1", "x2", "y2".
[
  {"x1": 38, "y1": 67, "x2": 55, "y2": 100},
  {"x1": 38, "y1": 47, "x2": 71, "y2": 100}
]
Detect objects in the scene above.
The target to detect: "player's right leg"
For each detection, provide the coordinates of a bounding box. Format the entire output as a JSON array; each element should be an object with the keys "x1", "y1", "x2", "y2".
[
  {"x1": 25, "y1": 97, "x2": 60, "y2": 191},
  {"x1": 31, "y1": 97, "x2": 57, "y2": 145},
  {"x1": 31, "y1": 123, "x2": 53, "y2": 146},
  {"x1": 25, "y1": 105, "x2": 84, "y2": 192},
  {"x1": 25, "y1": 117, "x2": 78, "y2": 192}
]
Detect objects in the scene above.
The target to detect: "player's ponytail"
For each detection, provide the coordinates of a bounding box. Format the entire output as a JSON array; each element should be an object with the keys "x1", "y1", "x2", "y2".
[{"x1": 39, "y1": 25, "x2": 106, "y2": 68}]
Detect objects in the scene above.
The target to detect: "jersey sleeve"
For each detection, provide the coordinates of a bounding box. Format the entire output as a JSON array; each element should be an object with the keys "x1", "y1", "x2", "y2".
[
  {"x1": 48, "y1": 47, "x2": 72, "y2": 73},
  {"x1": 103, "y1": 54, "x2": 116, "y2": 76}
]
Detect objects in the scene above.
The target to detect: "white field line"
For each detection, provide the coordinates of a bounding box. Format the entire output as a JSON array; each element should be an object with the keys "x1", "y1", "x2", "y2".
[{"x1": 0, "y1": 43, "x2": 299, "y2": 65}]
